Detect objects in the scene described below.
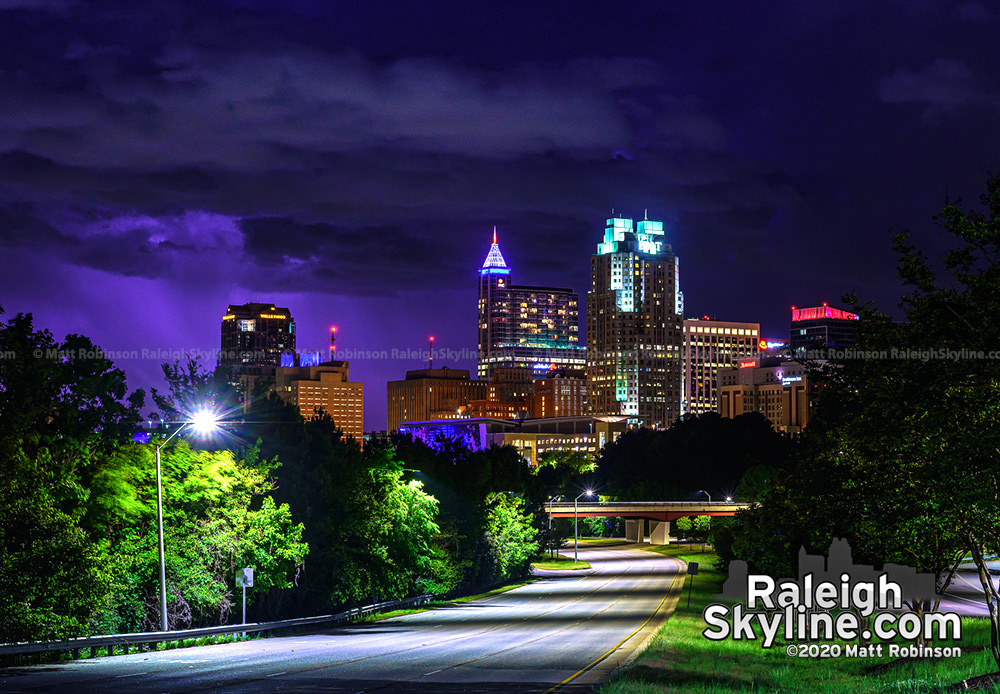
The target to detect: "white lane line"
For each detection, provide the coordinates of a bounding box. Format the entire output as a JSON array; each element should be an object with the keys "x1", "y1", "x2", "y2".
[
  {"x1": 267, "y1": 671, "x2": 287, "y2": 677},
  {"x1": 423, "y1": 669, "x2": 442, "y2": 675}
]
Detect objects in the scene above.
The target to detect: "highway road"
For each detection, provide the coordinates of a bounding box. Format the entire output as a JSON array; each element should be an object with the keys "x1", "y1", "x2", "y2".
[{"x1": 0, "y1": 544, "x2": 684, "y2": 694}]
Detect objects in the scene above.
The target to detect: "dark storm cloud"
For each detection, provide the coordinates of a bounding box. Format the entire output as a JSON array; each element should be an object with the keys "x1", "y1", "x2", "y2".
[
  {"x1": 239, "y1": 216, "x2": 476, "y2": 296},
  {"x1": 0, "y1": 199, "x2": 78, "y2": 248},
  {"x1": 879, "y1": 59, "x2": 994, "y2": 110}
]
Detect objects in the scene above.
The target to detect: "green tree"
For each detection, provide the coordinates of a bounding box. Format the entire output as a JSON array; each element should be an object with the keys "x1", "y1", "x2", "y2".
[
  {"x1": 0, "y1": 310, "x2": 143, "y2": 639},
  {"x1": 484, "y1": 495, "x2": 538, "y2": 581},
  {"x1": 675, "y1": 516, "x2": 693, "y2": 549},
  {"x1": 90, "y1": 441, "x2": 307, "y2": 630},
  {"x1": 693, "y1": 515, "x2": 712, "y2": 551}
]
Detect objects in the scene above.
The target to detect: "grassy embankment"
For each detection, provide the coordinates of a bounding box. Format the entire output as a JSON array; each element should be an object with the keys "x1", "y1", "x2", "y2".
[
  {"x1": 531, "y1": 555, "x2": 592, "y2": 571},
  {"x1": 360, "y1": 579, "x2": 541, "y2": 622},
  {"x1": 602, "y1": 546, "x2": 997, "y2": 694}
]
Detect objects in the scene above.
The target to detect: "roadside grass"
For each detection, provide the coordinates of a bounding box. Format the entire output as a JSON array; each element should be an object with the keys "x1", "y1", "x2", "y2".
[
  {"x1": 577, "y1": 537, "x2": 629, "y2": 546},
  {"x1": 531, "y1": 555, "x2": 592, "y2": 570},
  {"x1": 358, "y1": 579, "x2": 540, "y2": 623},
  {"x1": 603, "y1": 546, "x2": 997, "y2": 694},
  {"x1": 429, "y1": 579, "x2": 538, "y2": 606}
]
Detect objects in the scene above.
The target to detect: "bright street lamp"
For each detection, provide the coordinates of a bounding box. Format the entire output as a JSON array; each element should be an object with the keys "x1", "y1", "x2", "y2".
[
  {"x1": 574, "y1": 489, "x2": 594, "y2": 562},
  {"x1": 154, "y1": 408, "x2": 219, "y2": 631}
]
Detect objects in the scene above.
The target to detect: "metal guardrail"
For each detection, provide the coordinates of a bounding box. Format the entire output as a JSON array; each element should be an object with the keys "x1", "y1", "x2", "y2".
[{"x1": 0, "y1": 594, "x2": 433, "y2": 660}]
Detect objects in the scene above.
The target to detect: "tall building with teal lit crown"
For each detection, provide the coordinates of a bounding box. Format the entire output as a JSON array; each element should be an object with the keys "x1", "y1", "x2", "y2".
[
  {"x1": 478, "y1": 228, "x2": 585, "y2": 379},
  {"x1": 586, "y1": 216, "x2": 682, "y2": 428}
]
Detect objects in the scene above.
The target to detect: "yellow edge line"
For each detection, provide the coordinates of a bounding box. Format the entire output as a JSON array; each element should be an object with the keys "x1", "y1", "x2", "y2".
[{"x1": 542, "y1": 556, "x2": 686, "y2": 694}]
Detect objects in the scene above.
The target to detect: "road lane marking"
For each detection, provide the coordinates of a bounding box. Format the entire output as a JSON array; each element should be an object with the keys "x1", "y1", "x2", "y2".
[{"x1": 541, "y1": 556, "x2": 684, "y2": 694}]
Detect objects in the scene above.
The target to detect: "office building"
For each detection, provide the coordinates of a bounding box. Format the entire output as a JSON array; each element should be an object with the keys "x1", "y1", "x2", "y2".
[
  {"x1": 386, "y1": 367, "x2": 489, "y2": 432},
  {"x1": 682, "y1": 318, "x2": 760, "y2": 416},
  {"x1": 530, "y1": 368, "x2": 587, "y2": 419},
  {"x1": 220, "y1": 302, "x2": 296, "y2": 367},
  {"x1": 586, "y1": 216, "x2": 682, "y2": 429},
  {"x1": 790, "y1": 304, "x2": 859, "y2": 353},
  {"x1": 717, "y1": 357, "x2": 811, "y2": 433},
  {"x1": 478, "y1": 229, "x2": 585, "y2": 379},
  {"x1": 275, "y1": 358, "x2": 364, "y2": 440},
  {"x1": 489, "y1": 367, "x2": 534, "y2": 402}
]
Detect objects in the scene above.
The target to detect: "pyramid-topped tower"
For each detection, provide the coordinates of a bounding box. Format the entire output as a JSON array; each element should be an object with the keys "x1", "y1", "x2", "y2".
[{"x1": 476, "y1": 227, "x2": 585, "y2": 379}]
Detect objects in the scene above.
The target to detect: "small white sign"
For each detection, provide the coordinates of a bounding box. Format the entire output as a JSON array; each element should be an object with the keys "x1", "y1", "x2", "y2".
[{"x1": 236, "y1": 567, "x2": 254, "y2": 587}]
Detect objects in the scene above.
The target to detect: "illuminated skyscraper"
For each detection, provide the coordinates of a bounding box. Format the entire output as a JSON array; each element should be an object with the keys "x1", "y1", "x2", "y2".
[
  {"x1": 477, "y1": 228, "x2": 585, "y2": 379},
  {"x1": 220, "y1": 302, "x2": 296, "y2": 367},
  {"x1": 586, "y1": 216, "x2": 682, "y2": 428}
]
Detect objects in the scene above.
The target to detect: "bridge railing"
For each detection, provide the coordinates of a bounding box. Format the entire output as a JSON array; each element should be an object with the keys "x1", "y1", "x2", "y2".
[
  {"x1": 0, "y1": 594, "x2": 433, "y2": 663},
  {"x1": 545, "y1": 501, "x2": 748, "y2": 508}
]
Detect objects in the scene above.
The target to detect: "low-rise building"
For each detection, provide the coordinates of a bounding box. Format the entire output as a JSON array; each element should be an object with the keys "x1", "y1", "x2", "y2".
[
  {"x1": 275, "y1": 359, "x2": 364, "y2": 440},
  {"x1": 717, "y1": 357, "x2": 811, "y2": 433},
  {"x1": 386, "y1": 367, "x2": 489, "y2": 431},
  {"x1": 530, "y1": 368, "x2": 587, "y2": 418}
]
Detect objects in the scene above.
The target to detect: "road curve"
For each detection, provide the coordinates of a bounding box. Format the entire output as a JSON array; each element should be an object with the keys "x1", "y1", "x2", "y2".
[{"x1": 0, "y1": 544, "x2": 684, "y2": 694}]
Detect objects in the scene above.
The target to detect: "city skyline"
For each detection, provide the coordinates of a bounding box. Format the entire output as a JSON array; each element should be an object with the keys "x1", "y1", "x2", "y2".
[{"x1": 2, "y1": 1, "x2": 997, "y2": 430}]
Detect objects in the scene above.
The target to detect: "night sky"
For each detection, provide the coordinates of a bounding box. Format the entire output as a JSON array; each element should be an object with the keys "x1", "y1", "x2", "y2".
[{"x1": 1, "y1": 0, "x2": 998, "y2": 430}]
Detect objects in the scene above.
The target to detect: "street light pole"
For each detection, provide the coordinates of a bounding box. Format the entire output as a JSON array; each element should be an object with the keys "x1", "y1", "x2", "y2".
[
  {"x1": 574, "y1": 489, "x2": 593, "y2": 562},
  {"x1": 153, "y1": 409, "x2": 220, "y2": 631},
  {"x1": 547, "y1": 495, "x2": 561, "y2": 559},
  {"x1": 155, "y1": 423, "x2": 187, "y2": 632}
]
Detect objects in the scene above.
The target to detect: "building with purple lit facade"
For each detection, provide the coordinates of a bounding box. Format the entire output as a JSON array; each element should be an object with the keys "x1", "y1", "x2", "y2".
[{"x1": 477, "y1": 229, "x2": 585, "y2": 379}]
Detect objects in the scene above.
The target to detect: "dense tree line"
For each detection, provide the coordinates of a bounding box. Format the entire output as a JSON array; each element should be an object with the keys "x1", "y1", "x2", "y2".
[
  {"x1": 0, "y1": 315, "x2": 547, "y2": 640},
  {"x1": 595, "y1": 411, "x2": 793, "y2": 502},
  {"x1": 717, "y1": 173, "x2": 1000, "y2": 670}
]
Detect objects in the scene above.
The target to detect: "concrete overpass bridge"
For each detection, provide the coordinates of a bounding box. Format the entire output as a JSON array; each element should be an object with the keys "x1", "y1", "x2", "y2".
[{"x1": 544, "y1": 500, "x2": 752, "y2": 545}]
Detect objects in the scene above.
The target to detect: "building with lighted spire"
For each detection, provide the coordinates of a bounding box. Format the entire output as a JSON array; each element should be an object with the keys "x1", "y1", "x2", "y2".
[
  {"x1": 586, "y1": 215, "x2": 682, "y2": 429},
  {"x1": 477, "y1": 228, "x2": 585, "y2": 379}
]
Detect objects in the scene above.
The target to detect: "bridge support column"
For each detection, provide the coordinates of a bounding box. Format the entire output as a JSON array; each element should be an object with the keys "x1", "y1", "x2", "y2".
[
  {"x1": 648, "y1": 519, "x2": 672, "y2": 545},
  {"x1": 625, "y1": 519, "x2": 645, "y2": 543}
]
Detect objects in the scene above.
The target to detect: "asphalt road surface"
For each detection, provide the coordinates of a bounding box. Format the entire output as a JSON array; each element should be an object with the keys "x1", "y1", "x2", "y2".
[
  {"x1": 0, "y1": 544, "x2": 684, "y2": 694},
  {"x1": 939, "y1": 560, "x2": 1000, "y2": 618}
]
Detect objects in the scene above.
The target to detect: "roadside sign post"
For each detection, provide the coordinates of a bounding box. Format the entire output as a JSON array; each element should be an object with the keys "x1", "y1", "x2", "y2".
[
  {"x1": 686, "y1": 562, "x2": 699, "y2": 608},
  {"x1": 236, "y1": 568, "x2": 254, "y2": 637}
]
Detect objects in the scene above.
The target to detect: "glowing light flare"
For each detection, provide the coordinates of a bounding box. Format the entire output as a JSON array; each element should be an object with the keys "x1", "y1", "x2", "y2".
[{"x1": 190, "y1": 409, "x2": 219, "y2": 435}]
